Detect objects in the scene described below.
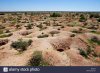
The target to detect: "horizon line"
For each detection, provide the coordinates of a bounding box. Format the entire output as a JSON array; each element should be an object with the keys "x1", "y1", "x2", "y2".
[{"x1": 0, "y1": 11, "x2": 100, "y2": 13}]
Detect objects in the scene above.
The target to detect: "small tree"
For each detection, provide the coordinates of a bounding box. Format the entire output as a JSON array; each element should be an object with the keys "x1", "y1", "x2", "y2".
[
  {"x1": 50, "y1": 12, "x2": 61, "y2": 17},
  {"x1": 79, "y1": 14, "x2": 87, "y2": 22}
]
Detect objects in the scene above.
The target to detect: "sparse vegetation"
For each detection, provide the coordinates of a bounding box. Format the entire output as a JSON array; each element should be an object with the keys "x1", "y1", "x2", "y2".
[
  {"x1": 37, "y1": 34, "x2": 49, "y2": 38},
  {"x1": 78, "y1": 48, "x2": 88, "y2": 58},
  {"x1": 50, "y1": 12, "x2": 61, "y2": 17},
  {"x1": 89, "y1": 36, "x2": 100, "y2": 45},
  {"x1": 11, "y1": 39, "x2": 32, "y2": 52},
  {"x1": 97, "y1": 18, "x2": 100, "y2": 22},
  {"x1": 70, "y1": 34, "x2": 75, "y2": 37},
  {"x1": 90, "y1": 30, "x2": 100, "y2": 34},
  {"x1": 79, "y1": 14, "x2": 87, "y2": 22},
  {"x1": 0, "y1": 12, "x2": 100, "y2": 66},
  {"x1": 87, "y1": 46, "x2": 92, "y2": 55},
  {"x1": 0, "y1": 33, "x2": 13, "y2": 38},
  {"x1": 71, "y1": 29, "x2": 80, "y2": 33},
  {"x1": 26, "y1": 24, "x2": 33, "y2": 29},
  {"x1": 36, "y1": 23, "x2": 44, "y2": 30},
  {"x1": 16, "y1": 24, "x2": 20, "y2": 29},
  {"x1": 28, "y1": 51, "x2": 50, "y2": 66}
]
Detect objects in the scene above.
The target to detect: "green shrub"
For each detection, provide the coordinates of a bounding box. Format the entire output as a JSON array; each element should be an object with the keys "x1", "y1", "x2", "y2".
[
  {"x1": 36, "y1": 24, "x2": 44, "y2": 30},
  {"x1": 70, "y1": 34, "x2": 75, "y2": 37},
  {"x1": 11, "y1": 39, "x2": 32, "y2": 51},
  {"x1": 71, "y1": 28, "x2": 83, "y2": 34},
  {"x1": 78, "y1": 48, "x2": 88, "y2": 58},
  {"x1": 90, "y1": 36, "x2": 100, "y2": 45},
  {"x1": 89, "y1": 14, "x2": 94, "y2": 18},
  {"x1": 0, "y1": 33, "x2": 13, "y2": 38},
  {"x1": 87, "y1": 47, "x2": 92, "y2": 55},
  {"x1": 26, "y1": 24, "x2": 33, "y2": 29},
  {"x1": 37, "y1": 34, "x2": 48, "y2": 38},
  {"x1": 28, "y1": 39, "x2": 33, "y2": 45},
  {"x1": 50, "y1": 12, "x2": 61, "y2": 17},
  {"x1": 37, "y1": 24, "x2": 43, "y2": 28},
  {"x1": 97, "y1": 18, "x2": 100, "y2": 22},
  {"x1": 79, "y1": 14, "x2": 87, "y2": 22},
  {"x1": 93, "y1": 14, "x2": 100, "y2": 18},
  {"x1": 89, "y1": 13, "x2": 99, "y2": 18},
  {"x1": 90, "y1": 30, "x2": 97, "y2": 33},
  {"x1": 71, "y1": 29, "x2": 80, "y2": 33},
  {"x1": 90, "y1": 30, "x2": 100, "y2": 34},
  {"x1": 28, "y1": 51, "x2": 50, "y2": 66},
  {"x1": 4, "y1": 29, "x2": 10, "y2": 33},
  {"x1": 16, "y1": 24, "x2": 20, "y2": 29},
  {"x1": 0, "y1": 30, "x2": 3, "y2": 34}
]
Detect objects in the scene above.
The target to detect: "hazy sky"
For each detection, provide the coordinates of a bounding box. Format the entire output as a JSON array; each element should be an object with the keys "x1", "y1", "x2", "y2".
[{"x1": 0, "y1": 0, "x2": 100, "y2": 11}]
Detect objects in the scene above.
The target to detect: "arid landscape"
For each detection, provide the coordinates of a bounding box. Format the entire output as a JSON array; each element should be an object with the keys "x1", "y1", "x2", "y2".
[{"x1": 0, "y1": 12, "x2": 100, "y2": 66}]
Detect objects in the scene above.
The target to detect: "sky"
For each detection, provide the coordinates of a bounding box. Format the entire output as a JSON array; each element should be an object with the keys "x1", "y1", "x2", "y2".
[{"x1": 0, "y1": 0, "x2": 100, "y2": 11}]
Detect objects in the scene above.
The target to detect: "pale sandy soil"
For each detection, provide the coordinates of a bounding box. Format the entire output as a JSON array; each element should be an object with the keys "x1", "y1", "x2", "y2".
[{"x1": 0, "y1": 12, "x2": 100, "y2": 66}]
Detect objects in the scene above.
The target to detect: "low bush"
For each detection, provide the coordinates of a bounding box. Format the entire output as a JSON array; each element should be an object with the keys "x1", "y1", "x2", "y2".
[
  {"x1": 87, "y1": 46, "x2": 92, "y2": 55},
  {"x1": 37, "y1": 34, "x2": 49, "y2": 38},
  {"x1": 90, "y1": 36, "x2": 100, "y2": 45},
  {"x1": 11, "y1": 39, "x2": 32, "y2": 51},
  {"x1": 0, "y1": 30, "x2": 3, "y2": 34},
  {"x1": 79, "y1": 47, "x2": 94, "y2": 58},
  {"x1": 50, "y1": 12, "x2": 61, "y2": 17},
  {"x1": 37, "y1": 24, "x2": 43, "y2": 29},
  {"x1": 28, "y1": 51, "x2": 50, "y2": 66},
  {"x1": 78, "y1": 48, "x2": 88, "y2": 58},
  {"x1": 97, "y1": 18, "x2": 100, "y2": 22},
  {"x1": 0, "y1": 33, "x2": 13, "y2": 38},
  {"x1": 70, "y1": 34, "x2": 75, "y2": 37},
  {"x1": 26, "y1": 24, "x2": 33, "y2": 29},
  {"x1": 79, "y1": 14, "x2": 87, "y2": 22},
  {"x1": 16, "y1": 24, "x2": 20, "y2": 29},
  {"x1": 71, "y1": 29, "x2": 80, "y2": 33},
  {"x1": 4, "y1": 29, "x2": 10, "y2": 33},
  {"x1": 90, "y1": 30, "x2": 100, "y2": 34}
]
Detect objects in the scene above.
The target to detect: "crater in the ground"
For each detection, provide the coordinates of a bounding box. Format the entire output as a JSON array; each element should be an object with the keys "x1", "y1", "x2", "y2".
[
  {"x1": 57, "y1": 49, "x2": 64, "y2": 52},
  {"x1": 50, "y1": 37, "x2": 72, "y2": 52},
  {"x1": 0, "y1": 39, "x2": 8, "y2": 46}
]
